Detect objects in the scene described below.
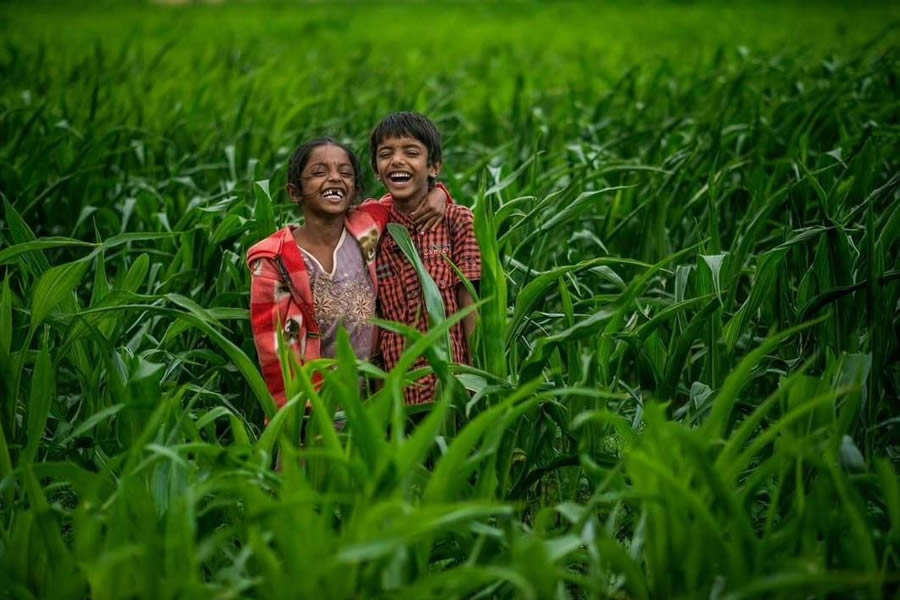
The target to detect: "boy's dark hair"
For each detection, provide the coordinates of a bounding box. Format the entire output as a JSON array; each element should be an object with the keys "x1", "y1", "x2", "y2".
[
  {"x1": 287, "y1": 137, "x2": 364, "y2": 200},
  {"x1": 369, "y1": 112, "x2": 443, "y2": 172}
]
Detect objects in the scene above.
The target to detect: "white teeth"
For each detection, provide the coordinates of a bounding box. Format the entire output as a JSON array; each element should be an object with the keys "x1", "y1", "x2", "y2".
[
  {"x1": 323, "y1": 188, "x2": 345, "y2": 199},
  {"x1": 388, "y1": 171, "x2": 412, "y2": 181}
]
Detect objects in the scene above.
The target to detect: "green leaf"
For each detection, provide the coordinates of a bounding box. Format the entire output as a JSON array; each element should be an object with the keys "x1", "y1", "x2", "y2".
[
  {"x1": 838, "y1": 435, "x2": 865, "y2": 472},
  {"x1": 121, "y1": 253, "x2": 150, "y2": 294},
  {"x1": 394, "y1": 380, "x2": 452, "y2": 478},
  {"x1": 0, "y1": 407, "x2": 13, "y2": 505},
  {"x1": 254, "y1": 393, "x2": 302, "y2": 457},
  {"x1": 22, "y1": 344, "x2": 54, "y2": 464},
  {"x1": 508, "y1": 256, "x2": 650, "y2": 343},
  {"x1": 0, "y1": 237, "x2": 96, "y2": 265},
  {"x1": 875, "y1": 458, "x2": 900, "y2": 542},
  {"x1": 254, "y1": 179, "x2": 276, "y2": 241},
  {"x1": 75, "y1": 302, "x2": 276, "y2": 419},
  {"x1": 484, "y1": 155, "x2": 535, "y2": 197},
  {"x1": 3, "y1": 197, "x2": 50, "y2": 276},
  {"x1": 700, "y1": 253, "x2": 727, "y2": 303},
  {"x1": 723, "y1": 249, "x2": 786, "y2": 350},
  {"x1": 705, "y1": 313, "x2": 828, "y2": 440},
  {"x1": 90, "y1": 249, "x2": 110, "y2": 306},
  {"x1": 387, "y1": 223, "x2": 446, "y2": 327},
  {"x1": 329, "y1": 329, "x2": 383, "y2": 472},
  {"x1": 533, "y1": 185, "x2": 634, "y2": 240},
  {"x1": 473, "y1": 182, "x2": 507, "y2": 379},
  {"x1": 0, "y1": 276, "x2": 11, "y2": 357},
  {"x1": 520, "y1": 307, "x2": 617, "y2": 383},
  {"x1": 58, "y1": 404, "x2": 126, "y2": 447},
  {"x1": 425, "y1": 378, "x2": 540, "y2": 502},
  {"x1": 30, "y1": 258, "x2": 91, "y2": 333}
]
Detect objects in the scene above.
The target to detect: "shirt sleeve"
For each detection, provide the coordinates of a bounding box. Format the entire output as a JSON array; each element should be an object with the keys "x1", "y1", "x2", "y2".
[
  {"x1": 449, "y1": 205, "x2": 481, "y2": 283},
  {"x1": 355, "y1": 198, "x2": 391, "y2": 230}
]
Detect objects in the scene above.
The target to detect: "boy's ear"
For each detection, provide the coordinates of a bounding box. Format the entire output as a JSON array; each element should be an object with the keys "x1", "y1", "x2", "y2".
[{"x1": 429, "y1": 161, "x2": 443, "y2": 177}]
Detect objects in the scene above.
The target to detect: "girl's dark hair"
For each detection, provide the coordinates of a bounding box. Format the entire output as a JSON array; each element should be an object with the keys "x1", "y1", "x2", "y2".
[
  {"x1": 369, "y1": 112, "x2": 443, "y2": 172},
  {"x1": 287, "y1": 137, "x2": 364, "y2": 201}
]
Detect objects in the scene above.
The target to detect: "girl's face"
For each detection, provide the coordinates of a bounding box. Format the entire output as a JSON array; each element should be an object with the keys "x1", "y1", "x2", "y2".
[{"x1": 289, "y1": 144, "x2": 356, "y2": 217}]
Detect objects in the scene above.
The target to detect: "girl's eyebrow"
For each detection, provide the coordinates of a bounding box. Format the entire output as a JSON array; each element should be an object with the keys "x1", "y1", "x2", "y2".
[{"x1": 307, "y1": 161, "x2": 353, "y2": 168}]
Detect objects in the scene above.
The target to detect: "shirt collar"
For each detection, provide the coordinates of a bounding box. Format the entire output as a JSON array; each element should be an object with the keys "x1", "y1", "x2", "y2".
[{"x1": 388, "y1": 202, "x2": 415, "y2": 228}]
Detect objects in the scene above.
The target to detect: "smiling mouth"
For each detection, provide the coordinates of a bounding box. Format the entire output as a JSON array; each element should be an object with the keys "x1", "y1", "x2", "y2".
[
  {"x1": 322, "y1": 188, "x2": 346, "y2": 201},
  {"x1": 387, "y1": 171, "x2": 413, "y2": 184}
]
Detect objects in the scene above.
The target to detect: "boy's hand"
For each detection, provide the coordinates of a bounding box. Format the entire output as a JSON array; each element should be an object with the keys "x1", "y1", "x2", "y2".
[{"x1": 410, "y1": 184, "x2": 449, "y2": 231}]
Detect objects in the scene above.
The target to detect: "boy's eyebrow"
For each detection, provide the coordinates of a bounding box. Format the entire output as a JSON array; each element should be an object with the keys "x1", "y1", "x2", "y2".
[{"x1": 377, "y1": 141, "x2": 425, "y2": 150}]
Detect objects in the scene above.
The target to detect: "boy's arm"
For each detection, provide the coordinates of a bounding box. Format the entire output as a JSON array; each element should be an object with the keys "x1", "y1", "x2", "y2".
[
  {"x1": 359, "y1": 182, "x2": 454, "y2": 230},
  {"x1": 449, "y1": 206, "x2": 482, "y2": 340},
  {"x1": 457, "y1": 285, "x2": 477, "y2": 339}
]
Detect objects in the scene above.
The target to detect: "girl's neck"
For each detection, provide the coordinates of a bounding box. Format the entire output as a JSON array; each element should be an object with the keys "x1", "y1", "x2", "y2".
[{"x1": 295, "y1": 212, "x2": 344, "y2": 248}]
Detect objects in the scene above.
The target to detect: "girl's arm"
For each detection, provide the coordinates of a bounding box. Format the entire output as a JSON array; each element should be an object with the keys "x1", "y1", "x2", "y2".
[{"x1": 249, "y1": 257, "x2": 298, "y2": 408}]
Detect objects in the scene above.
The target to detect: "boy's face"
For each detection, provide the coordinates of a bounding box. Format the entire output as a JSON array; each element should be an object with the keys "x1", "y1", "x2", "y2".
[
  {"x1": 288, "y1": 144, "x2": 355, "y2": 217},
  {"x1": 374, "y1": 135, "x2": 441, "y2": 204}
]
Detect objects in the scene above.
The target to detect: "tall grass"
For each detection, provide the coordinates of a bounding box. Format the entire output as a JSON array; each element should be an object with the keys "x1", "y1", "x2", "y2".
[{"x1": 1, "y1": 2, "x2": 899, "y2": 598}]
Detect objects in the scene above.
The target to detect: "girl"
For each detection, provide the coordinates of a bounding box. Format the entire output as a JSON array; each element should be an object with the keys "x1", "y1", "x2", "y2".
[{"x1": 247, "y1": 137, "x2": 449, "y2": 409}]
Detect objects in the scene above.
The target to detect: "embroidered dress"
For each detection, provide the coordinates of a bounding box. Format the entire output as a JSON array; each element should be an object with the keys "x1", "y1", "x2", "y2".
[
  {"x1": 376, "y1": 202, "x2": 481, "y2": 405},
  {"x1": 299, "y1": 229, "x2": 376, "y2": 361}
]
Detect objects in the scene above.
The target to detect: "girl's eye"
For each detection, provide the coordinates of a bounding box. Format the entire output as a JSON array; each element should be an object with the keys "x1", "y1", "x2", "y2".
[{"x1": 340, "y1": 171, "x2": 353, "y2": 178}]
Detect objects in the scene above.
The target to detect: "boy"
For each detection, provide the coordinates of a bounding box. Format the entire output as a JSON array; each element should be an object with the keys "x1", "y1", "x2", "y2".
[{"x1": 370, "y1": 112, "x2": 481, "y2": 405}]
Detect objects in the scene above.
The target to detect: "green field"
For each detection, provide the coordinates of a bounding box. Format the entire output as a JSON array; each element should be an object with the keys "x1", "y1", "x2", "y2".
[{"x1": 1, "y1": 1, "x2": 900, "y2": 598}]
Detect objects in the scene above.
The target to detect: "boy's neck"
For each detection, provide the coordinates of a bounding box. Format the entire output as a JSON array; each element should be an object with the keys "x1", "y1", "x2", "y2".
[{"x1": 392, "y1": 188, "x2": 428, "y2": 215}]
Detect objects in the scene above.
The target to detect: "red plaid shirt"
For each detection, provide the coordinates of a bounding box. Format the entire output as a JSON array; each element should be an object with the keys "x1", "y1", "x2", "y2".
[{"x1": 376, "y1": 201, "x2": 481, "y2": 404}]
